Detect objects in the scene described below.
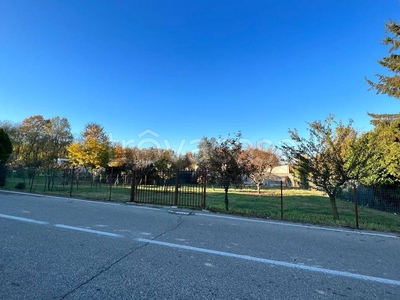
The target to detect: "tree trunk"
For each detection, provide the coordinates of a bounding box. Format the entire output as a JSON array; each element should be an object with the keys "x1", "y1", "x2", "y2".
[
  {"x1": 329, "y1": 194, "x2": 340, "y2": 220},
  {"x1": 257, "y1": 183, "x2": 261, "y2": 194},
  {"x1": 224, "y1": 186, "x2": 229, "y2": 211}
]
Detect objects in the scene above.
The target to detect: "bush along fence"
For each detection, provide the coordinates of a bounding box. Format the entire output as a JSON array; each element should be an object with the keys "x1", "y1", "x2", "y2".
[
  {"x1": 130, "y1": 168, "x2": 207, "y2": 208},
  {"x1": 339, "y1": 184, "x2": 400, "y2": 212},
  {"x1": 338, "y1": 183, "x2": 400, "y2": 228}
]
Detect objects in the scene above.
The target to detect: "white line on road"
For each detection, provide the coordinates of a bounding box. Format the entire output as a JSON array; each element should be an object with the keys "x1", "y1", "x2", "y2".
[
  {"x1": 55, "y1": 224, "x2": 124, "y2": 238},
  {"x1": 0, "y1": 213, "x2": 49, "y2": 225},
  {"x1": 137, "y1": 238, "x2": 400, "y2": 287},
  {"x1": 48, "y1": 196, "x2": 121, "y2": 206},
  {"x1": 195, "y1": 213, "x2": 398, "y2": 239},
  {"x1": 0, "y1": 190, "x2": 121, "y2": 206},
  {"x1": 0, "y1": 212, "x2": 124, "y2": 237}
]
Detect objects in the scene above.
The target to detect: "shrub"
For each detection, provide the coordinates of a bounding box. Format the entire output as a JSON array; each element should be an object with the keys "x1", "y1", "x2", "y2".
[
  {"x1": 15, "y1": 182, "x2": 26, "y2": 190},
  {"x1": 0, "y1": 164, "x2": 7, "y2": 187}
]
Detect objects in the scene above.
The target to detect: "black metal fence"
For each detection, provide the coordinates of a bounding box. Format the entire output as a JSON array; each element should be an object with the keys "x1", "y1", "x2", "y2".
[{"x1": 130, "y1": 168, "x2": 207, "y2": 208}]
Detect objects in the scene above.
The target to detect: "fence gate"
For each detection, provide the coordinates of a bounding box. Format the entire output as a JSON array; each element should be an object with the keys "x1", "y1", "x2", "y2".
[{"x1": 130, "y1": 168, "x2": 207, "y2": 208}]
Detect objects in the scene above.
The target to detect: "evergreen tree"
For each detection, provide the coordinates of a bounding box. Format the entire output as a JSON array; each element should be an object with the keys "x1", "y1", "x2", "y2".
[
  {"x1": 0, "y1": 128, "x2": 12, "y2": 186},
  {"x1": 0, "y1": 128, "x2": 12, "y2": 164},
  {"x1": 366, "y1": 20, "x2": 400, "y2": 99}
]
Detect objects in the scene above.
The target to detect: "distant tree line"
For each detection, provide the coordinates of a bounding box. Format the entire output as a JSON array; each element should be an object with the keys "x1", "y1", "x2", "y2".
[{"x1": 0, "y1": 117, "x2": 280, "y2": 202}]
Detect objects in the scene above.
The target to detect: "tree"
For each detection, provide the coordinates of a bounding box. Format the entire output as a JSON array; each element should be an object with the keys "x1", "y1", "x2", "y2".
[
  {"x1": 198, "y1": 132, "x2": 244, "y2": 211},
  {"x1": 175, "y1": 152, "x2": 196, "y2": 170},
  {"x1": 44, "y1": 117, "x2": 73, "y2": 160},
  {"x1": 109, "y1": 144, "x2": 127, "y2": 167},
  {"x1": 153, "y1": 149, "x2": 175, "y2": 169},
  {"x1": 354, "y1": 113, "x2": 400, "y2": 187},
  {"x1": 19, "y1": 115, "x2": 47, "y2": 166},
  {"x1": 153, "y1": 149, "x2": 176, "y2": 188},
  {"x1": 366, "y1": 20, "x2": 400, "y2": 99},
  {"x1": 281, "y1": 115, "x2": 359, "y2": 220},
  {"x1": 0, "y1": 121, "x2": 23, "y2": 169},
  {"x1": 363, "y1": 20, "x2": 400, "y2": 187},
  {"x1": 238, "y1": 147, "x2": 280, "y2": 193},
  {"x1": 42, "y1": 117, "x2": 73, "y2": 190},
  {"x1": 67, "y1": 123, "x2": 110, "y2": 169},
  {"x1": 19, "y1": 115, "x2": 48, "y2": 191},
  {"x1": 197, "y1": 137, "x2": 218, "y2": 172},
  {"x1": 0, "y1": 128, "x2": 12, "y2": 187},
  {"x1": 67, "y1": 123, "x2": 110, "y2": 189},
  {"x1": 0, "y1": 128, "x2": 12, "y2": 163},
  {"x1": 0, "y1": 116, "x2": 73, "y2": 190}
]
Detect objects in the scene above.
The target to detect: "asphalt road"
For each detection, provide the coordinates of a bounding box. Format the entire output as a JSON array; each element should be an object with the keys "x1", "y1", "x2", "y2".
[{"x1": 1, "y1": 191, "x2": 399, "y2": 299}]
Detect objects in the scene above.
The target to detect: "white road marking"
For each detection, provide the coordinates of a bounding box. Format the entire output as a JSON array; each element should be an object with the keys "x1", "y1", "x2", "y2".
[
  {"x1": 0, "y1": 213, "x2": 49, "y2": 225},
  {"x1": 137, "y1": 238, "x2": 400, "y2": 287},
  {"x1": 55, "y1": 224, "x2": 123, "y2": 237},
  {"x1": 44, "y1": 196, "x2": 121, "y2": 206},
  {"x1": 195, "y1": 213, "x2": 398, "y2": 239},
  {"x1": 0, "y1": 212, "x2": 124, "y2": 237},
  {"x1": 0, "y1": 190, "x2": 121, "y2": 206}
]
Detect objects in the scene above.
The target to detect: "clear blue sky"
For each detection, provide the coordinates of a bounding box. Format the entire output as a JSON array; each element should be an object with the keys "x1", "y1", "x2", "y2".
[{"x1": 1, "y1": 0, "x2": 399, "y2": 154}]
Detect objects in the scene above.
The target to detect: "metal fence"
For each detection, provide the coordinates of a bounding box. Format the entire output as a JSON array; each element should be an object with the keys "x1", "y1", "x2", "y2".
[
  {"x1": 130, "y1": 168, "x2": 207, "y2": 208},
  {"x1": 338, "y1": 184, "x2": 400, "y2": 213}
]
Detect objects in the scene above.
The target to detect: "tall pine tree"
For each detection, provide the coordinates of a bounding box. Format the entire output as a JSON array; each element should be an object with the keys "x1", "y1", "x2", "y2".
[{"x1": 366, "y1": 20, "x2": 400, "y2": 99}]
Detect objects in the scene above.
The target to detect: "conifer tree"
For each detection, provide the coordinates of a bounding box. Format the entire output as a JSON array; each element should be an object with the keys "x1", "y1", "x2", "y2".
[{"x1": 366, "y1": 20, "x2": 400, "y2": 99}]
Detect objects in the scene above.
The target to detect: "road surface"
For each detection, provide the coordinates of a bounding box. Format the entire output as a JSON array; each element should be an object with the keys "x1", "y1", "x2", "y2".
[{"x1": 1, "y1": 191, "x2": 399, "y2": 299}]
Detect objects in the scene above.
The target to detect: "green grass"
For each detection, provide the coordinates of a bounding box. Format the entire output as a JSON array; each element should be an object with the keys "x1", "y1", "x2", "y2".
[
  {"x1": 2, "y1": 177, "x2": 400, "y2": 233},
  {"x1": 3, "y1": 176, "x2": 132, "y2": 202},
  {"x1": 207, "y1": 187, "x2": 400, "y2": 233}
]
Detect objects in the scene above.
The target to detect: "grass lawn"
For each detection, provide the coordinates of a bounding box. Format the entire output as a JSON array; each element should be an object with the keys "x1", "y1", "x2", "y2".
[
  {"x1": 207, "y1": 187, "x2": 400, "y2": 233},
  {"x1": 2, "y1": 177, "x2": 400, "y2": 233}
]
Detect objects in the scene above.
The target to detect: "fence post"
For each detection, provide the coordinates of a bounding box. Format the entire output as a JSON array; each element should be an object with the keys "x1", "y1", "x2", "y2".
[
  {"x1": 69, "y1": 167, "x2": 74, "y2": 197},
  {"x1": 174, "y1": 169, "x2": 179, "y2": 206},
  {"x1": 129, "y1": 166, "x2": 136, "y2": 202},
  {"x1": 109, "y1": 167, "x2": 113, "y2": 201},
  {"x1": 202, "y1": 169, "x2": 207, "y2": 208},
  {"x1": 354, "y1": 184, "x2": 359, "y2": 229},
  {"x1": 280, "y1": 180, "x2": 284, "y2": 220}
]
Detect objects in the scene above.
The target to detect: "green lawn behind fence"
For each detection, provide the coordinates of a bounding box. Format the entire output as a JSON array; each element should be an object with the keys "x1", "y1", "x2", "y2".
[{"x1": 206, "y1": 187, "x2": 400, "y2": 233}]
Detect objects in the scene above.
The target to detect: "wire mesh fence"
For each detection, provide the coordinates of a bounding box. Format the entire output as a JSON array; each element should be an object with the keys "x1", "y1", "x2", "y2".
[{"x1": 338, "y1": 184, "x2": 400, "y2": 213}]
